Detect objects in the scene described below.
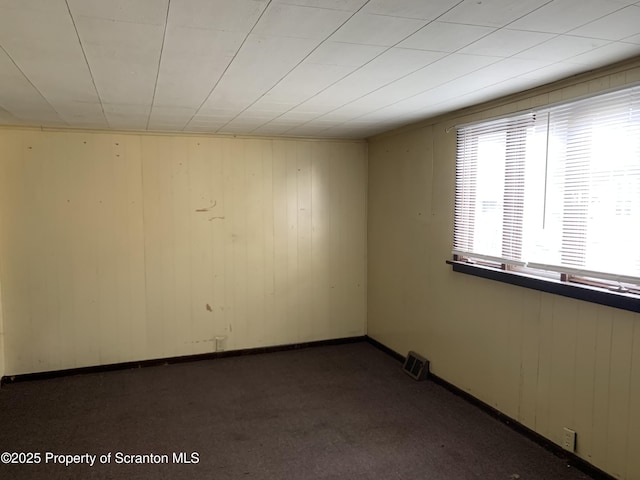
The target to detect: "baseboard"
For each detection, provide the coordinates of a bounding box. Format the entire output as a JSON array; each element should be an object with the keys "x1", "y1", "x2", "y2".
[
  {"x1": 0, "y1": 335, "x2": 367, "y2": 386},
  {"x1": 365, "y1": 335, "x2": 405, "y2": 362},
  {"x1": 364, "y1": 335, "x2": 615, "y2": 480},
  {"x1": 1, "y1": 334, "x2": 617, "y2": 480}
]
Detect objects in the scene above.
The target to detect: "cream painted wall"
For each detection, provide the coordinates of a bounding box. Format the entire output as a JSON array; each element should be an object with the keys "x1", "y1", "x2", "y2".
[
  {"x1": 0, "y1": 262, "x2": 4, "y2": 381},
  {"x1": 368, "y1": 58, "x2": 640, "y2": 480},
  {"x1": 0, "y1": 129, "x2": 367, "y2": 376},
  {"x1": 0, "y1": 169, "x2": 5, "y2": 382}
]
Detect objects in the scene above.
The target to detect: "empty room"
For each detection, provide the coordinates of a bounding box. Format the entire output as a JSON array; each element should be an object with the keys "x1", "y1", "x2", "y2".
[{"x1": 0, "y1": 0, "x2": 639, "y2": 479}]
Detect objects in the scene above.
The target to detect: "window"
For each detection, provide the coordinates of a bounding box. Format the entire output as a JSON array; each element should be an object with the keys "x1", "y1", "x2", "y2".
[{"x1": 453, "y1": 84, "x2": 640, "y2": 303}]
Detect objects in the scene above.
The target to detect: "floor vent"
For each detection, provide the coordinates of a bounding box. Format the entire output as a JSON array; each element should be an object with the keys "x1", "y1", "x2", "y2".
[{"x1": 403, "y1": 351, "x2": 429, "y2": 381}]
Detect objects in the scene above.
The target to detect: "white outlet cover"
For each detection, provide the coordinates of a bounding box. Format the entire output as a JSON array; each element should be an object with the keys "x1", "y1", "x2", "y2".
[{"x1": 563, "y1": 427, "x2": 576, "y2": 452}]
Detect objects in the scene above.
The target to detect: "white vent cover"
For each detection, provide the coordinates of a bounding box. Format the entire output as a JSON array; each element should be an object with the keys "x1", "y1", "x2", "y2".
[{"x1": 403, "y1": 351, "x2": 429, "y2": 381}]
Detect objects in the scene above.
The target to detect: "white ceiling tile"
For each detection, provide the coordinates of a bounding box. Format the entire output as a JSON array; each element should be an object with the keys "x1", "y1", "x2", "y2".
[
  {"x1": 384, "y1": 75, "x2": 480, "y2": 109},
  {"x1": 243, "y1": 100, "x2": 298, "y2": 114},
  {"x1": 285, "y1": 126, "x2": 330, "y2": 136},
  {"x1": 459, "y1": 29, "x2": 555, "y2": 57},
  {"x1": 76, "y1": 17, "x2": 164, "y2": 105},
  {"x1": 256, "y1": 119, "x2": 302, "y2": 127},
  {"x1": 194, "y1": 108, "x2": 242, "y2": 117},
  {"x1": 153, "y1": 26, "x2": 244, "y2": 108},
  {"x1": 285, "y1": 104, "x2": 337, "y2": 115},
  {"x1": 305, "y1": 41, "x2": 386, "y2": 66},
  {"x1": 355, "y1": 53, "x2": 500, "y2": 105},
  {"x1": 54, "y1": 102, "x2": 107, "y2": 127},
  {"x1": 219, "y1": 123, "x2": 264, "y2": 134},
  {"x1": 67, "y1": 0, "x2": 168, "y2": 25},
  {"x1": 0, "y1": 48, "x2": 65, "y2": 124},
  {"x1": 0, "y1": 105, "x2": 22, "y2": 125},
  {"x1": 0, "y1": 0, "x2": 66, "y2": 13},
  {"x1": 509, "y1": 0, "x2": 633, "y2": 34},
  {"x1": 75, "y1": 15, "x2": 165, "y2": 51},
  {"x1": 360, "y1": 97, "x2": 446, "y2": 125},
  {"x1": 296, "y1": 49, "x2": 488, "y2": 114},
  {"x1": 103, "y1": 104, "x2": 149, "y2": 129},
  {"x1": 187, "y1": 118, "x2": 230, "y2": 126},
  {"x1": 224, "y1": 114, "x2": 280, "y2": 126},
  {"x1": 439, "y1": 0, "x2": 551, "y2": 28},
  {"x1": 513, "y1": 61, "x2": 588, "y2": 84},
  {"x1": 312, "y1": 110, "x2": 363, "y2": 122},
  {"x1": 317, "y1": 125, "x2": 373, "y2": 137},
  {"x1": 302, "y1": 119, "x2": 343, "y2": 127},
  {"x1": 564, "y1": 41, "x2": 640, "y2": 66},
  {"x1": 345, "y1": 53, "x2": 511, "y2": 122},
  {"x1": 331, "y1": 91, "x2": 399, "y2": 112},
  {"x1": 285, "y1": 96, "x2": 343, "y2": 114},
  {"x1": 342, "y1": 120, "x2": 383, "y2": 128},
  {"x1": 624, "y1": 33, "x2": 640, "y2": 44},
  {"x1": 362, "y1": 0, "x2": 461, "y2": 20},
  {"x1": 455, "y1": 57, "x2": 551, "y2": 88},
  {"x1": 355, "y1": 103, "x2": 417, "y2": 122},
  {"x1": 148, "y1": 106, "x2": 196, "y2": 122},
  {"x1": 492, "y1": 56, "x2": 554, "y2": 76},
  {"x1": 169, "y1": 0, "x2": 268, "y2": 30},
  {"x1": 163, "y1": 25, "x2": 244, "y2": 57},
  {"x1": 5, "y1": 110, "x2": 65, "y2": 125},
  {"x1": 253, "y1": 3, "x2": 351, "y2": 39},
  {"x1": 251, "y1": 124, "x2": 294, "y2": 135},
  {"x1": 399, "y1": 21, "x2": 495, "y2": 52},
  {"x1": 0, "y1": 7, "x2": 100, "y2": 105},
  {"x1": 103, "y1": 104, "x2": 149, "y2": 116},
  {"x1": 569, "y1": 5, "x2": 640, "y2": 40},
  {"x1": 147, "y1": 124, "x2": 186, "y2": 132},
  {"x1": 183, "y1": 125, "x2": 224, "y2": 132},
  {"x1": 197, "y1": 34, "x2": 317, "y2": 112},
  {"x1": 2, "y1": 0, "x2": 639, "y2": 138},
  {"x1": 262, "y1": 63, "x2": 355, "y2": 103},
  {"x1": 330, "y1": 13, "x2": 425, "y2": 46},
  {"x1": 298, "y1": 120, "x2": 343, "y2": 135},
  {"x1": 277, "y1": 111, "x2": 334, "y2": 122},
  {"x1": 515, "y1": 34, "x2": 610, "y2": 62},
  {"x1": 188, "y1": 117, "x2": 237, "y2": 129},
  {"x1": 339, "y1": 47, "x2": 447, "y2": 91},
  {"x1": 272, "y1": 0, "x2": 367, "y2": 11},
  {"x1": 293, "y1": 48, "x2": 446, "y2": 114}
]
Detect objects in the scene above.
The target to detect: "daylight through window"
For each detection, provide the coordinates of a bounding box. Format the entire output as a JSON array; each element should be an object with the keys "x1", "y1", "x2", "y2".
[{"x1": 453, "y1": 84, "x2": 640, "y2": 293}]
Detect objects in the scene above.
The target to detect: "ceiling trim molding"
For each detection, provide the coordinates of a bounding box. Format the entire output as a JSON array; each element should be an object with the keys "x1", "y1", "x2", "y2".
[{"x1": 0, "y1": 124, "x2": 367, "y2": 144}]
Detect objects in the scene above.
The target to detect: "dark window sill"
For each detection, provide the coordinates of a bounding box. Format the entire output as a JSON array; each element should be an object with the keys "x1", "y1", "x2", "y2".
[{"x1": 447, "y1": 260, "x2": 640, "y2": 314}]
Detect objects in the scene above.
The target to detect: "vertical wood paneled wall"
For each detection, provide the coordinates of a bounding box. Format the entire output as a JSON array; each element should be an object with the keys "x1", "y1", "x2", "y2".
[
  {"x1": 367, "y1": 59, "x2": 640, "y2": 480},
  {"x1": 0, "y1": 130, "x2": 367, "y2": 375},
  {"x1": 0, "y1": 263, "x2": 4, "y2": 380}
]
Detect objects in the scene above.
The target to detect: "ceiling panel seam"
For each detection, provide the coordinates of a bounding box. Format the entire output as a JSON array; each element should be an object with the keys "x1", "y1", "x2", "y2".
[
  {"x1": 64, "y1": 0, "x2": 109, "y2": 128},
  {"x1": 252, "y1": 0, "x2": 472, "y2": 135},
  {"x1": 565, "y1": 3, "x2": 640, "y2": 36},
  {"x1": 146, "y1": 0, "x2": 172, "y2": 130},
  {"x1": 284, "y1": 0, "x2": 593, "y2": 135},
  {"x1": 182, "y1": 0, "x2": 273, "y2": 131},
  {"x1": 0, "y1": 45, "x2": 66, "y2": 126},
  {"x1": 276, "y1": 2, "x2": 359, "y2": 14},
  {"x1": 215, "y1": 0, "x2": 376, "y2": 134}
]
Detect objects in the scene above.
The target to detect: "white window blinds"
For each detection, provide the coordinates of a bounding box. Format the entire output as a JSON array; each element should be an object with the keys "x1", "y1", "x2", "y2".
[{"x1": 454, "y1": 84, "x2": 640, "y2": 284}]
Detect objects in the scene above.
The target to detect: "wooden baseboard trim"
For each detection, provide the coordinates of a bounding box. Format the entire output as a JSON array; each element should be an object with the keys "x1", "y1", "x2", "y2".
[
  {"x1": 0, "y1": 336, "x2": 367, "y2": 385},
  {"x1": 364, "y1": 336, "x2": 614, "y2": 480}
]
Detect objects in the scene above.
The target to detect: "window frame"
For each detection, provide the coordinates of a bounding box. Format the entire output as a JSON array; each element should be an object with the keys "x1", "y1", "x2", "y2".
[
  {"x1": 449, "y1": 85, "x2": 640, "y2": 313},
  {"x1": 447, "y1": 257, "x2": 640, "y2": 313}
]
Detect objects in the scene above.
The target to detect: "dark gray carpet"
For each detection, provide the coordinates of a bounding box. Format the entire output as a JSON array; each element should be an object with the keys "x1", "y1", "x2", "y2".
[{"x1": 0, "y1": 342, "x2": 593, "y2": 480}]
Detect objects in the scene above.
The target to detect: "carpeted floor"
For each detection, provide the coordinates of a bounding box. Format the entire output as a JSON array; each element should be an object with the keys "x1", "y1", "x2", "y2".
[{"x1": 0, "y1": 342, "x2": 594, "y2": 480}]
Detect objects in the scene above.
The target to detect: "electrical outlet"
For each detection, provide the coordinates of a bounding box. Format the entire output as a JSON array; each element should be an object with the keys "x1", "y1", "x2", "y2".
[
  {"x1": 562, "y1": 427, "x2": 576, "y2": 452},
  {"x1": 215, "y1": 336, "x2": 226, "y2": 352}
]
